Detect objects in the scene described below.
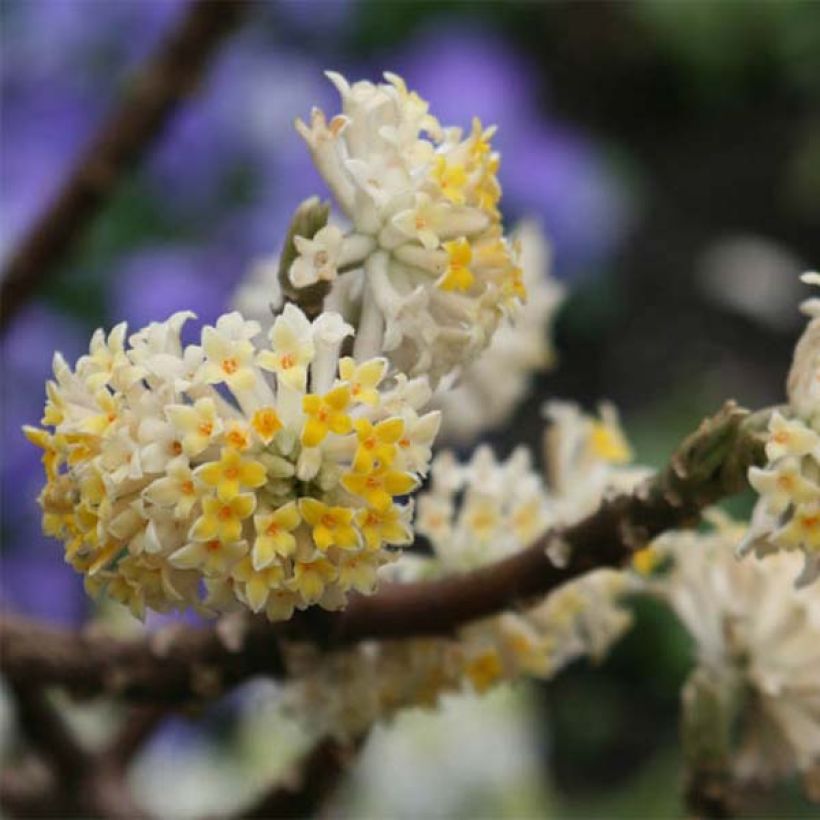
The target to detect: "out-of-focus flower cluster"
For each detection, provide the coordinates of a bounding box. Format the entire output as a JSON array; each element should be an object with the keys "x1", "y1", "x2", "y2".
[
  {"x1": 25, "y1": 306, "x2": 439, "y2": 620},
  {"x1": 742, "y1": 273, "x2": 820, "y2": 585},
  {"x1": 281, "y1": 403, "x2": 642, "y2": 740},
  {"x1": 653, "y1": 514, "x2": 820, "y2": 790},
  {"x1": 291, "y1": 72, "x2": 526, "y2": 385}
]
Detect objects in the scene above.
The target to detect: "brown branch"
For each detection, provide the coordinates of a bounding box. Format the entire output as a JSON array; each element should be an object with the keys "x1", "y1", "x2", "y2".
[
  {"x1": 0, "y1": 613, "x2": 286, "y2": 703},
  {"x1": 0, "y1": 0, "x2": 249, "y2": 329},
  {"x1": 239, "y1": 736, "x2": 366, "y2": 819},
  {"x1": 3, "y1": 684, "x2": 155, "y2": 818},
  {"x1": 0, "y1": 402, "x2": 770, "y2": 703},
  {"x1": 321, "y1": 400, "x2": 769, "y2": 645}
]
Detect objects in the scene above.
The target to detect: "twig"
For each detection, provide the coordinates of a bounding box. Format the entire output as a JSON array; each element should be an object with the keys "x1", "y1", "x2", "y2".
[
  {"x1": 239, "y1": 736, "x2": 365, "y2": 819},
  {"x1": 0, "y1": 402, "x2": 770, "y2": 701},
  {"x1": 0, "y1": 0, "x2": 249, "y2": 329}
]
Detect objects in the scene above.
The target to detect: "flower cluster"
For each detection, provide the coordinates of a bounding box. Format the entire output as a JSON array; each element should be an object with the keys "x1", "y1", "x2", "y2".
[
  {"x1": 292, "y1": 72, "x2": 526, "y2": 385},
  {"x1": 282, "y1": 405, "x2": 640, "y2": 739},
  {"x1": 741, "y1": 274, "x2": 820, "y2": 585},
  {"x1": 434, "y1": 221, "x2": 565, "y2": 443},
  {"x1": 653, "y1": 515, "x2": 820, "y2": 788},
  {"x1": 25, "y1": 306, "x2": 439, "y2": 620}
]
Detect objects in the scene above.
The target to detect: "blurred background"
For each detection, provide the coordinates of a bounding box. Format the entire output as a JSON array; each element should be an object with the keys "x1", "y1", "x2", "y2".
[{"x1": 2, "y1": 0, "x2": 819, "y2": 816}]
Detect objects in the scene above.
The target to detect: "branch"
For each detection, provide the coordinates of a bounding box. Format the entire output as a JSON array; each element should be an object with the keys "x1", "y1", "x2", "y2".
[
  {"x1": 0, "y1": 402, "x2": 770, "y2": 700},
  {"x1": 238, "y1": 736, "x2": 365, "y2": 819},
  {"x1": 0, "y1": 0, "x2": 249, "y2": 329},
  {"x1": 0, "y1": 613, "x2": 286, "y2": 703},
  {"x1": 321, "y1": 401, "x2": 769, "y2": 644}
]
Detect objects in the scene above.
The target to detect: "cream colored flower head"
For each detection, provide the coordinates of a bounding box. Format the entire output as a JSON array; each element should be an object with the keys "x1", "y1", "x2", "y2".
[
  {"x1": 287, "y1": 71, "x2": 526, "y2": 386},
  {"x1": 25, "y1": 306, "x2": 440, "y2": 621}
]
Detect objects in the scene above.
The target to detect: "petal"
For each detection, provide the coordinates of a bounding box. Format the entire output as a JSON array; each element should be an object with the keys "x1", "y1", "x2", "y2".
[
  {"x1": 246, "y1": 575, "x2": 270, "y2": 612},
  {"x1": 376, "y1": 417, "x2": 404, "y2": 444},
  {"x1": 252, "y1": 536, "x2": 276, "y2": 570},
  {"x1": 169, "y1": 542, "x2": 203, "y2": 569},
  {"x1": 240, "y1": 460, "x2": 267, "y2": 488},
  {"x1": 232, "y1": 493, "x2": 257, "y2": 519},
  {"x1": 299, "y1": 498, "x2": 324, "y2": 526},
  {"x1": 301, "y1": 418, "x2": 327, "y2": 447},
  {"x1": 274, "y1": 501, "x2": 301, "y2": 531}
]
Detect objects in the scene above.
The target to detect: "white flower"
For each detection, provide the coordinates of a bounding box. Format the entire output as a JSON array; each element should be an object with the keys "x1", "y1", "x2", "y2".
[
  {"x1": 289, "y1": 224, "x2": 345, "y2": 288},
  {"x1": 654, "y1": 517, "x2": 820, "y2": 785},
  {"x1": 25, "y1": 306, "x2": 438, "y2": 622},
  {"x1": 741, "y1": 275, "x2": 820, "y2": 586}
]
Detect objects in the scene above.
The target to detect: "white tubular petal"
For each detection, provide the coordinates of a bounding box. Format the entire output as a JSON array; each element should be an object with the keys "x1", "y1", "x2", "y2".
[
  {"x1": 393, "y1": 244, "x2": 447, "y2": 276},
  {"x1": 311, "y1": 313, "x2": 354, "y2": 394},
  {"x1": 338, "y1": 233, "x2": 378, "y2": 268},
  {"x1": 353, "y1": 253, "x2": 388, "y2": 361}
]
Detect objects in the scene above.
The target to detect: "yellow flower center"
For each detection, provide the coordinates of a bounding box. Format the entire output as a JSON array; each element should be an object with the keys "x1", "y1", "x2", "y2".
[{"x1": 222, "y1": 358, "x2": 239, "y2": 375}]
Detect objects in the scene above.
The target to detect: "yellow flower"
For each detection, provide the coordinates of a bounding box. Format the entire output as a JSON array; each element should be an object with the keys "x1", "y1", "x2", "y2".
[
  {"x1": 223, "y1": 421, "x2": 252, "y2": 452},
  {"x1": 299, "y1": 498, "x2": 359, "y2": 550},
  {"x1": 200, "y1": 325, "x2": 257, "y2": 392},
  {"x1": 250, "y1": 406, "x2": 283, "y2": 445},
  {"x1": 170, "y1": 536, "x2": 248, "y2": 576},
  {"x1": 355, "y1": 505, "x2": 412, "y2": 550},
  {"x1": 231, "y1": 556, "x2": 286, "y2": 612},
  {"x1": 342, "y1": 465, "x2": 418, "y2": 511},
  {"x1": 195, "y1": 448, "x2": 267, "y2": 502},
  {"x1": 465, "y1": 649, "x2": 504, "y2": 694},
  {"x1": 351, "y1": 417, "x2": 404, "y2": 473},
  {"x1": 289, "y1": 558, "x2": 337, "y2": 604},
  {"x1": 23, "y1": 426, "x2": 61, "y2": 481},
  {"x1": 338, "y1": 357, "x2": 387, "y2": 406},
  {"x1": 337, "y1": 554, "x2": 378, "y2": 593},
  {"x1": 468, "y1": 117, "x2": 494, "y2": 159},
  {"x1": 166, "y1": 397, "x2": 222, "y2": 457},
  {"x1": 434, "y1": 156, "x2": 467, "y2": 205},
  {"x1": 632, "y1": 546, "x2": 661, "y2": 576},
  {"x1": 588, "y1": 420, "x2": 632, "y2": 464},
  {"x1": 189, "y1": 493, "x2": 256, "y2": 543},
  {"x1": 78, "y1": 389, "x2": 122, "y2": 436},
  {"x1": 143, "y1": 456, "x2": 200, "y2": 518},
  {"x1": 301, "y1": 385, "x2": 352, "y2": 447},
  {"x1": 776, "y1": 502, "x2": 820, "y2": 552},
  {"x1": 256, "y1": 304, "x2": 315, "y2": 391},
  {"x1": 438, "y1": 237, "x2": 475, "y2": 292},
  {"x1": 252, "y1": 502, "x2": 301, "y2": 568}
]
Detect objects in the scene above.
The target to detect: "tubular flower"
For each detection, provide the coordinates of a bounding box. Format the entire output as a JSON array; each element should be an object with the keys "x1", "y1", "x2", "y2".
[
  {"x1": 281, "y1": 422, "x2": 641, "y2": 741},
  {"x1": 24, "y1": 305, "x2": 438, "y2": 621},
  {"x1": 741, "y1": 274, "x2": 820, "y2": 585},
  {"x1": 287, "y1": 71, "x2": 525, "y2": 385}
]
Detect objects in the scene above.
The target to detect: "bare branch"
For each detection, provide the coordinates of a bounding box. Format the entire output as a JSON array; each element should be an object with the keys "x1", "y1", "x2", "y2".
[{"x1": 0, "y1": 0, "x2": 249, "y2": 328}]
